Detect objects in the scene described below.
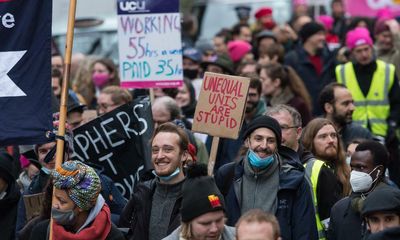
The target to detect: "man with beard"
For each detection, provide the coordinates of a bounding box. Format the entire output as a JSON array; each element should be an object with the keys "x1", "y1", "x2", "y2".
[
  {"x1": 285, "y1": 21, "x2": 336, "y2": 116},
  {"x1": 335, "y1": 27, "x2": 400, "y2": 141},
  {"x1": 207, "y1": 77, "x2": 266, "y2": 172},
  {"x1": 215, "y1": 116, "x2": 317, "y2": 240},
  {"x1": 319, "y1": 83, "x2": 373, "y2": 147},
  {"x1": 328, "y1": 140, "x2": 392, "y2": 240},
  {"x1": 119, "y1": 122, "x2": 189, "y2": 240},
  {"x1": 301, "y1": 118, "x2": 352, "y2": 239}
]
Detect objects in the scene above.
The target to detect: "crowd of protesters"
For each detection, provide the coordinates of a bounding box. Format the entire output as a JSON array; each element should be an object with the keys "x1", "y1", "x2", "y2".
[{"x1": 3, "y1": 0, "x2": 400, "y2": 239}]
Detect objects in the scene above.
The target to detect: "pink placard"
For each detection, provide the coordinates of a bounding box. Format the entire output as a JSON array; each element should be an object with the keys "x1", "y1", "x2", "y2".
[
  {"x1": 345, "y1": 0, "x2": 400, "y2": 17},
  {"x1": 121, "y1": 80, "x2": 183, "y2": 89}
]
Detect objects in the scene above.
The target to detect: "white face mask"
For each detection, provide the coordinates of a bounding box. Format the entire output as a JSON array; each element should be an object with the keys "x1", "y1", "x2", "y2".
[
  {"x1": 350, "y1": 167, "x2": 381, "y2": 193},
  {"x1": 346, "y1": 156, "x2": 351, "y2": 165}
]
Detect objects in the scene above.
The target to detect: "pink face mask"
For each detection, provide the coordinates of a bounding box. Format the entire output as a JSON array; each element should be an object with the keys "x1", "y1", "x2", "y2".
[{"x1": 92, "y1": 73, "x2": 109, "y2": 87}]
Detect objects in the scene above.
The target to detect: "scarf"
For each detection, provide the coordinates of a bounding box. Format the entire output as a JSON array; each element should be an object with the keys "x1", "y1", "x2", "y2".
[
  {"x1": 52, "y1": 204, "x2": 111, "y2": 240},
  {"x1": 269, "y1": 87, "x2": 294, "y2": 107}
]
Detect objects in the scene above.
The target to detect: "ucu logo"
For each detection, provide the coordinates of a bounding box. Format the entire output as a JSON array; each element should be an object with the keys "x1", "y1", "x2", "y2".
[{"x1": 119, "y1": 0, "x2": 146, "y2": 12}]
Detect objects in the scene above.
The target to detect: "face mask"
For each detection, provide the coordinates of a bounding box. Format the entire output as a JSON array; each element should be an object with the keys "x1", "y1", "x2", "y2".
[
  {"x1": 350, "y1": 167, "x2": 381, "y2": 193},
  {"x1": 41, "y1": 167, "x2": 52, "y2": 175},
  {"x1": 152, "y1": 167, "x2": 181, "y2": 182},
  {"x1": 346, "y1": 156, "x2": 351, "y2": 165},
  {"x1": 263, "y1": 20, "x2": 276, "y2": 30},
  {"x1": 183, "y1": 69, "x2": 199, "y2": 80},
  {"x1": 247, "y1": 149, "x2": 274, "y2": 169},
  {"x1": 92, "y1": 73, "x2": 109, "y2": 87},
  {"x1": 51, "y1": 208, "x2": 76, "y2": 226}
]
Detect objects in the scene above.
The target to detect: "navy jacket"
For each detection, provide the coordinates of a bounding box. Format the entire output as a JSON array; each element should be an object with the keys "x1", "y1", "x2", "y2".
[
  {"x1": 285, "y1": 45, "x2": 336, "y2": 116},
  {"x1": 215, "y1": 146, "x2": 318, "y2": 240}
]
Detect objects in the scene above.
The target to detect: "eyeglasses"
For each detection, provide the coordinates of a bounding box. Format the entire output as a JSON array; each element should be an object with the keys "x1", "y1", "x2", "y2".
[{"x1": 280, "y1": 125, "x2": 298, "y2": 131}]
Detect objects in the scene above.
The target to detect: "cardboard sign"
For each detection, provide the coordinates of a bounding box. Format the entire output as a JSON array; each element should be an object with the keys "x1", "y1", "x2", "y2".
[
  {"x1": 24, "y1": 192, "x2": 45, "y2": 221},
  {"x1": 192, "y1": 72, "x2": 250, "y2": 139},
  {"x1": 72, "y1": 97, "x2": 153, "y2": 198},
  {"x1": 117, "y1": 0, "x2": 183, "y2": 89}
]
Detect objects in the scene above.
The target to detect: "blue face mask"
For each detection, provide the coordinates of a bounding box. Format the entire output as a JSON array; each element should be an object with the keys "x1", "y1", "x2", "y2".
[
  {"x1": 41, "y1": 167, "x2": 52, "y2": 175},
  {"x1": 152, "y1": 167, "x2": 181, "y2": 182},
  {"x1": 248, "y1": 149, "x2": 275, "y2": 169}
]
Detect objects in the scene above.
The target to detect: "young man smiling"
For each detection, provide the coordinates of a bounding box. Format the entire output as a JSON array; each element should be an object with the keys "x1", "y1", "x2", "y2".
[{"x1": 120, "y1": 122, "x2": 189, "y2": 240}]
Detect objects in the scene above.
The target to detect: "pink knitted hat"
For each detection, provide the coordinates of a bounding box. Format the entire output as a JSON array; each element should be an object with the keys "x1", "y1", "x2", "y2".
[
  {"x1": 227, "y1": 40, "x2": 252, "y2": 62},
  {"x1": 317, "y1": 15, "x2": 334, "y2": 31},
  {"x1": 346, "y1": 27, "x2": 373, "y2": 51}
]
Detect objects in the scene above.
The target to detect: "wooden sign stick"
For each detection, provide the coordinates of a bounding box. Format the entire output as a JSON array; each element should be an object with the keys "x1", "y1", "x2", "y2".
[{"x1": 207, "y1": 136, "x2": 220, "y2": 176}]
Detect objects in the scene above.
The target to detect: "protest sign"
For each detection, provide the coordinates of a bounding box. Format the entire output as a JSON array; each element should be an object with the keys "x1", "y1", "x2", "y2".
[
  {"x1": 117, "y1": 0, "x2": 183, "y2": 89},
  {"x1": 0, "y1": 0, "x2": 52, "y2": 146},
  {"x1": 72, "y1": 97, "x2": 153, "y2": 198},
  {"x1": 192, "y1": 72, "x2": 250, "y2": 139},
  {"x1": 345, "y1": 0, "x2": 400, "y2": 17},
  {"x1": 24, "y1": 192, "x2": 45, "y2": 221}
]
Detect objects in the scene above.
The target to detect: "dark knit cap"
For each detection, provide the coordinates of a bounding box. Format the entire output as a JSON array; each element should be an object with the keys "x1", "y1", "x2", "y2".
[
  {"x1": 0, "y1": 152, "x2": 15, "y2": 183},
  {"x1": 362, "y1": 186, "x2": 400, "y2": 217},
  {"x1": 299, "y1": 22, "x2": 325, "y2": 43},
  {"x1": 181, "y1": 164, "x2": 225, "y2": 222},
  {"x1": 243, "y1": 115, "x2": 281, "y2": 146}
]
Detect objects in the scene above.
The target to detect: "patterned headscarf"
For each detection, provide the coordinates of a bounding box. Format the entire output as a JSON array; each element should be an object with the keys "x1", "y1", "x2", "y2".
[{"x1": 51, "y1": 161, "x2": 101, "y2": 211}]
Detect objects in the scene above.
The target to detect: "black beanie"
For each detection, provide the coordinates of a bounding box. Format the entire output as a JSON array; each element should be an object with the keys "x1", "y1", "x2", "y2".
[
  {"x1": 243, "y1": 115, "x2": 281, "y2": 146},
  {"x1": 299, "y1": 22, "x2": 325, "y2": 43},
  {"x1": 181, "y1": 164, "x2": 225, "y2": 222},
  {"x1": 362, "y1": 185, "x2": 400, "y2": 217},
  {"x1": 0, "y1": 152, "x2": 15, "y2": 184}
]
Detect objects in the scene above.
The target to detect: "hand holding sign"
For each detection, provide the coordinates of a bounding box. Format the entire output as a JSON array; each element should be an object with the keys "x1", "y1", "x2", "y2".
[{"x1": 192, "y1": 72, "x2": 249, "y2": 174}]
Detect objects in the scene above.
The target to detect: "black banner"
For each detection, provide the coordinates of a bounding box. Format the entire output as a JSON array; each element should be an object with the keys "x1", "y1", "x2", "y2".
[{"x1": 72, "y1": 97, "x2": 153, "y2": 198}]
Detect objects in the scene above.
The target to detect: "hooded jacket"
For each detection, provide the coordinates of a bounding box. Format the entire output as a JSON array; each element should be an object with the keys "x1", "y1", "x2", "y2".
[
  {"x1": 0, "y1": 181, "x2": 21, "y2": 240},
  {"x1": 215, "y1": 146, "x2": 318, "y2": 240}
]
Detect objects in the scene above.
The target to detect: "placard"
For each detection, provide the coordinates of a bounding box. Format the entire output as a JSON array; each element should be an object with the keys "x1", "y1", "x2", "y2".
[
  {"x1": 117, "y1": 0, "x2": 183, "y2": 89},
  {"x1": 72, "y1": 97, "x2": 153, "y2": 198},
  {"x1": 24, "y1": 192, "x2": 45, "y2": 221},
  {"x1": 192, "y1": 72, "x2": 250, "y2": 139}
]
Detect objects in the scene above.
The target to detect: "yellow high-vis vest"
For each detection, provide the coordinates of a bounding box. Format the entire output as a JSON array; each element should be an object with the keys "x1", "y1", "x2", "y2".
[
  {"x1": 335, "y1": 60, "x2": 395, "y2": 137},
  {"x1": 304, "y1": 159, "x2": 327, "y2": 240}
]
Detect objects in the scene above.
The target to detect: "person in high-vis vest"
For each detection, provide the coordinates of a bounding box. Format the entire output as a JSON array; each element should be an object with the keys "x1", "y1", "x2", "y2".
[
  {"x1": 335, "y1": 27, "x2": 400, "y2": 141},
  {"x1": 301, "y1": 118, "x2": 352, "y2": 240}
]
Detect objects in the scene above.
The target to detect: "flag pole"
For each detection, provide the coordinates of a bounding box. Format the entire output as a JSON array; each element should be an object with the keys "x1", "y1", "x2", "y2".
[{"x1": 50, "y1": 0, "x2": 77, "y2": 239}]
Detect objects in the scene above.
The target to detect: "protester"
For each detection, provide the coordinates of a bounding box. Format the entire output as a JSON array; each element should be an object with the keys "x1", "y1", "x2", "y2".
[
  {"x1": 328, "y1": 140, "x2": 392, "y2": 240},
  {"x1": 29, "y1": 160, "x2": 124, "y2": 239},
  {"x1": 253, "y1": 7, "x2": 276, "y2": 33},
  {"x1": 266, "y1": 104, "x2": 314, "y2": 164},
  {"x1": 374, "y1": 18, "x2": 400, "y2": 80},
  {"x1": 91, "y1": 58, "x2": 120, "y2": 92},
  {"x1": 0, "y1": 152, "x2": 21, "y2": 240},
  {"x1": 234, "y1": 6, "x2": 251, "y2": 25},
  {"x1": 175, "y1": 79, "x2": 197, "y2": 120},
  {"x1": 119, "y1": 122, "x2": 188, "y2": 240},
  {"x1": 231, "y1": 23, "x2": 252, "y2": 43},
  {"x1": 182, "y1": 47, "x2": 203, "y2": 99},
  {"x1": 206, "y1": 77, "x2": 266, "y2": 172},
  {"x1": 67, "y1": 97, "x2": 86, "y2": 130},
  {"x1": 336, "y1": 27, "x2": 400, "y2": 140},
  {"x1": 285, "y1": 21, "x2": 336, "y2": 115},
  {"x1": 259, "y1": 63, "x2": 312, "y2": 125},
  {"x1": 163, "y1": 164, "x2": 235, "y2": 240},
  {"x1": 215, "y1": 115, "x2": 318, "y2": 239},
  {"x1": 236, "y1": 209, "x2": 281, "y2": 240},
  {"x1": 201, "y1": 53, "x2": 235, "y2": 75},
  {"x1": 300, "y1": 117, "x2": 350, "y2": 238},
  {"x1": 361, "y1": 185, "x2": 400, "y2": 237},
  {"x1": 97, "y1": 85, "x2": 132, "y2": 116},
  {"x1": 302, "y1": 118, "x2": 351, "y2": 197},
  {"x1": 319, "y1": 83, "x2": 373, "y2": 147}
]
